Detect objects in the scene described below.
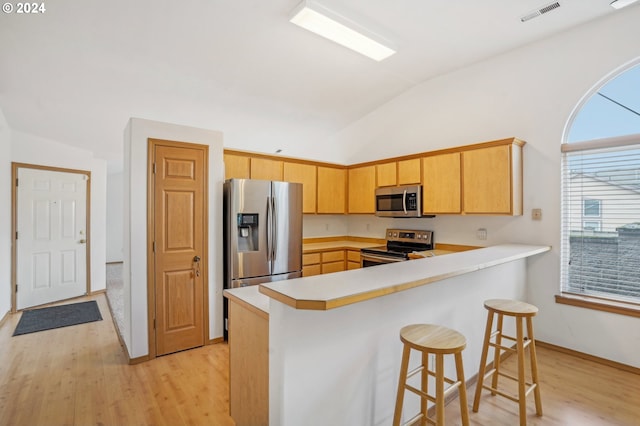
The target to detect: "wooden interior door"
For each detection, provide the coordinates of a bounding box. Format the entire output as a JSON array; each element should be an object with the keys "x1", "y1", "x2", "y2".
[{"x1": 151, "y1": 139, "x2": 208, "y2": 356}]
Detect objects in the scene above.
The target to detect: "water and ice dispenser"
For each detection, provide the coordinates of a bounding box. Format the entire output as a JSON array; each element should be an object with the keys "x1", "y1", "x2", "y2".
[{"x1": 237, "y1": 213, "x2": 259, "y2": 252}]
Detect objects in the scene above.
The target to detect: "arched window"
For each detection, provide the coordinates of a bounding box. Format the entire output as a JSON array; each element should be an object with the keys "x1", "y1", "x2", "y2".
[{"x1": 561, "y1": 62, "x2": 640, "y2": 306}]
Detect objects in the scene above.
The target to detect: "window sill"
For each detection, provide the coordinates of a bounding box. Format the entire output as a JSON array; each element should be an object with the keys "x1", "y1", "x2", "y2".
[{"x1": 555, "y1": 293, "x2": 640, "y2": 318}]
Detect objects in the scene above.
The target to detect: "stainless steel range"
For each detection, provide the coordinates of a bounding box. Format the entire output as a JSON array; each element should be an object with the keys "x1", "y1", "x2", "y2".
[{"x1": 361, "y1": 228, "x2": 434, "y2": 267}]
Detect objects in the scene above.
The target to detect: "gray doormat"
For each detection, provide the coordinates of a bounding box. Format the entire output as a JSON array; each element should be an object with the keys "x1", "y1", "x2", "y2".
[{"x1": 13, "y1": 300, "x2": 102, "y2": 336}]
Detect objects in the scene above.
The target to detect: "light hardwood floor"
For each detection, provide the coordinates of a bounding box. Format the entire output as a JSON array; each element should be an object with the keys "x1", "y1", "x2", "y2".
[{"x1": 1, "y1": 294, "x2": 638, "y2": 425}]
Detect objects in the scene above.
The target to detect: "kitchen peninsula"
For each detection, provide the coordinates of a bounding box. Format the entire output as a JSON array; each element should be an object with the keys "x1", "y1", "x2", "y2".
[{"x1": 224, "y1": 243, "x2": 550, "y2": 426}]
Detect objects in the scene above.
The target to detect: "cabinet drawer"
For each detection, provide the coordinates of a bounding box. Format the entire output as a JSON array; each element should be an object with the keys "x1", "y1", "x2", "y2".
[
  {"x1": 322, "y1": 250, "x2": 345, "y2": 263},
  {"x1": 347, "y1": 261, "x2": 360, "y2": 270},
  {"x1": 303, "y1": 264, "x2": 322, "y2": 277},
  {"x1": 322, "y1": 261, "x2": 345, "y2": 274},
  {"x1": 347, "y1": 250, "x2": 361, "y2": 262},
  {"x1": 303, "y1": 252, "x2": 321, "y2": 265}
]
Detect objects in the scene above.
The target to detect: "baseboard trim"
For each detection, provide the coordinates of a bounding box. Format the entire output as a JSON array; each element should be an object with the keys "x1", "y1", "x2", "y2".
[
  {"x1": 0, "y1": 310, "x2": 10, "y2": 328},
  {"x1": 128, "y1": 354, "x2": 150, "y2": 365},
  {"x1": 90, "y1": 289, "x2": 106, "y2": 296},
  {"x1": 536, "y1": 340, "x2": 640, "y2": 376},
  {"x1": 208, "y1": 337, "x2": 225, "y2": 345}
]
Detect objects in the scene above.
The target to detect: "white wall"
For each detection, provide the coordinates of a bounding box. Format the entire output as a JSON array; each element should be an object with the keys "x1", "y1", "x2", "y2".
[
  {"x1": 123, "y1": 118, "x2": 224, "y2": 359},
  {"x1": 325, "y1": 9, "x2": 640, "y2": 367},
  {"x1": 0, "y1": 110, "x2": 11, "y2": 319},
  {"x1": 106, "y1": 171, "x2": 124, "y2": 263},
  {"x1": 11, "y1": 131, "x2": 107, "y2": 294}
]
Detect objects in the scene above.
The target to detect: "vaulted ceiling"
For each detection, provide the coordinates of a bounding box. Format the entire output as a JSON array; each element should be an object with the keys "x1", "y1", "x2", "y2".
[{"x1": 0, "y1": 0, "x2": 631, "y2": 170}]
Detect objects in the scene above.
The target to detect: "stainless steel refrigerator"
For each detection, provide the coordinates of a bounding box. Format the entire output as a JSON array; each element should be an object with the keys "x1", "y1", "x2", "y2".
[{"x1": 223, "y1": 178, "x2": 303, "y2": 291}]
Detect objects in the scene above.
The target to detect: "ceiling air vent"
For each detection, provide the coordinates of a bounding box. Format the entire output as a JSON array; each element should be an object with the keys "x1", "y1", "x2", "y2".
[{"x1": 520, "y1": 1, "x2": 561, "y2": 22}]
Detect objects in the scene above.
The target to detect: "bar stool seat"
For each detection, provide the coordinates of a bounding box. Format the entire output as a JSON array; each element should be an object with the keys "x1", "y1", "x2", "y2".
[
  {"x1": 472, "y1": 299, "x2": 543, "y2": 426},
  {"x1": 393, "y1": 324, "x2": 470, "y2": 426}
]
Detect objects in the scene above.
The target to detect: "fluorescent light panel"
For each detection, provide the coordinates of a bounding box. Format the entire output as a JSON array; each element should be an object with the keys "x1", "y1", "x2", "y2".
[
  {"x1": 610, "y1": 0, "x2": 639, "y2": 9},
  {"x1": 289, "y1": 0, "x2": 396, "y2": 61}
]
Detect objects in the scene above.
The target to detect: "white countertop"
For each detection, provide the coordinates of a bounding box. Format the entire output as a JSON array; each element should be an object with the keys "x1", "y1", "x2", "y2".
[
  {"x1": 224, "y1": 285, "x2": 270, "y2": 315},
  {"x1": 260, "y1": 244, "x2": 550, "y2": 310}
]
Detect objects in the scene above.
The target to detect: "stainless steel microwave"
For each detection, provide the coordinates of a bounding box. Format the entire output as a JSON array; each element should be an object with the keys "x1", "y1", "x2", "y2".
[{"x1": 375, "y1": 185, "x2": 423, "y2": 217}]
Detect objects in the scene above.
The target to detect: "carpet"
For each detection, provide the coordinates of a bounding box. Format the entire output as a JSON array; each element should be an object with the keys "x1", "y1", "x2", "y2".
[{"x1": 13, "y1": 300, "x2": 103, "y2": 336}]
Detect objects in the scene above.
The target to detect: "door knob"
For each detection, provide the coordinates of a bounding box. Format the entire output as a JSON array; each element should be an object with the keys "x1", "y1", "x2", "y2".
[
  {"x1": 193, "y1": 255, "x2": 201, "y2": 262},
  {"x1": 79, "y1": 239, "x2": 86, "y2": 244}
]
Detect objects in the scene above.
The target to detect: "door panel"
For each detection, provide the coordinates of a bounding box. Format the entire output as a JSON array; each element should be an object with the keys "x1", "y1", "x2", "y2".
[
  {"x1": 227, "y1": 179, "x2": 271, "y2": 280},
  {"x1": 271, "y1": 181, "x2": 302, "y2": 275},
  {"x1": 153, "y1": 142, "x2": 207, "y2": 356},
  {"x1": 16, "y1": 168, "x2": 88, "y2": 310}
]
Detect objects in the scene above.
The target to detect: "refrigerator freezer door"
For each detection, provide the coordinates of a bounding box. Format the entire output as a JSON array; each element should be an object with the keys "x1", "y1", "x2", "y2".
[
  {"x1": 228, "y1": 179, "x2": 271, "y2": 280},
  {"x1": 271, "y1": 181, "x2": 303, "y2": 275}
]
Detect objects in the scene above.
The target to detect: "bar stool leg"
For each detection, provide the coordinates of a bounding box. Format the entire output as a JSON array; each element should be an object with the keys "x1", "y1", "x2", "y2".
[
  {"x1": 516, "y1": 316, "x2": 527, "y2": 426},
  {"x1": 491, "y1": 313, "x2": 504, "y2": 395},
  {"x1": 435, "y1": 353, "x2": 445, "y2": 425},
  {"x1": 421, "y1": 351, "x2": 429, "y2": 426},
  {"x1": 454, "y1": 352, "x2": 470, "y2": 426},
  {"x1": 472, "y1": 310, "x2": 494, "y2": 412},
  {"x1": 393, "y1": 344, "x2": 411, "y2": 426},
  {"x1": 527, "y1": 317, "x2": 543, "y2": 417}
]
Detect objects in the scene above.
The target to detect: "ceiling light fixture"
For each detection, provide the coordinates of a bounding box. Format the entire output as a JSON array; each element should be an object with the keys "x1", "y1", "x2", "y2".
[
  {"x1": 289, "y1": 0, "x2": 396, "y2": 61},
  {"x1": 610, "y1": 0, "x2": 639, "y2": 9}
]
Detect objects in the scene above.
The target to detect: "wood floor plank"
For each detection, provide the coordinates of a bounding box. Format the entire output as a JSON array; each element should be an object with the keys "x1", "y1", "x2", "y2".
[
  {"x1": 1, "y1": 292, "x2": 638, "y2": 425},
  {"x1": 0, "y1": 294, "x2": 234, "y2": 426}
]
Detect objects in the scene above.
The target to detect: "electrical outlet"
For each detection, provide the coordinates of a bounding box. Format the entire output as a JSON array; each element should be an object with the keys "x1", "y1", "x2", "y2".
[
  {"x1": 476, "y1": 228, "x2": 487, "y2": 240},
  {"x1": 532, "y1": 208, "x2": 542, "y2": 220}
]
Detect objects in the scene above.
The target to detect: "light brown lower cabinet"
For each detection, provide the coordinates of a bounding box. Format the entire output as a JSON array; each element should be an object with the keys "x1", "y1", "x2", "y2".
[
  {"x1": 228, "y1": 298, "x2": 268, "y2": 426},
  {"x1": 347, "y1": 250, "x2": 361, "y2": 269},
  {"x1": 303, "y1": 249, "x2": 352, "y2": 276}
]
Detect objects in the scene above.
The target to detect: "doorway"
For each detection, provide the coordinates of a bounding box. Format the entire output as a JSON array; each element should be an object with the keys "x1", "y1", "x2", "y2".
[
  {"x1": 147, "y1": 139, "x2": 209, "y2": 357},
  {"x1": 12, "y1": 163, "x2": 91, "y2": 312}
]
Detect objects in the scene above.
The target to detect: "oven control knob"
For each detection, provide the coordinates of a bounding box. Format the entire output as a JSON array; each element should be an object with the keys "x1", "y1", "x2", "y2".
[{"x1": 417, "y1": 235, "x2": 421, "y2": 239}]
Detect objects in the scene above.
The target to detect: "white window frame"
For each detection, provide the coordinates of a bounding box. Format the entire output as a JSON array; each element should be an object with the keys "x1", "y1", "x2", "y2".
[
  {"x1": 582, "y1": 198, "x2": 601, "y2": 217},
  {"x1": 560, "y1": 134, "x2": 640, "y2": 312}
]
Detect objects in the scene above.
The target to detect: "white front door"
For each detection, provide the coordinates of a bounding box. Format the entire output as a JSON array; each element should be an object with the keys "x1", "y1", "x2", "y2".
[{"x1": 16, "y1": 168, "x2": 88, "y2": 310}]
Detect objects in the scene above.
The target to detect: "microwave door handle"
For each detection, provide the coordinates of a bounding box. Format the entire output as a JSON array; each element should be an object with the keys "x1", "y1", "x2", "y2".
[{"x1": 402, "y1": 189, "x2": 407, "y2": 215}]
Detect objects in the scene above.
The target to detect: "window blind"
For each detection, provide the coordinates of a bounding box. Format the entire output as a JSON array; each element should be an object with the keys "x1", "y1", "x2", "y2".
[{"x1": 561, "y1": 141, "x2": 640, "y2": 302}]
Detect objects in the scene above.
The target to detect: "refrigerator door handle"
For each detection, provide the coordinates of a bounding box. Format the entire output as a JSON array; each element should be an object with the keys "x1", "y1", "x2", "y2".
[
  {"x1": 266, "y1": 196, "x2": 272, "y2": 261},
  {"x1": 271, "y1": 196, "x2": 277, "y2": 261}
]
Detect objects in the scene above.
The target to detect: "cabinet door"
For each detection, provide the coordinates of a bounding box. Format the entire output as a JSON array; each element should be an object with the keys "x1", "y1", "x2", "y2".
[
  {"x1": 224, "y1": 154, "x2": 251, "y2": 179},
  {"x1": 463, "y1": 145, "x2": 513, "y2": 214},
  {"x1": 251, "y1": 158, "x2": 283, "y2": 181},
  {"x1": 376, "y1": 162, "x2": 397, "y2": 187},
  {"x1": 422, "y1": 153, "x2": 461, "y2": 214},
  {"x1": 348, "y1": 166, "x2": 376, "y2": 214},
  {"x1": 317, "y1": 167, "x2": 346, "y2": 214},
  {"x1": 398, "y1": 158, "x2": 421, "y2": 185},
  {"x1": 283, "y1": 162, "x2": 317, "y2": 214}
]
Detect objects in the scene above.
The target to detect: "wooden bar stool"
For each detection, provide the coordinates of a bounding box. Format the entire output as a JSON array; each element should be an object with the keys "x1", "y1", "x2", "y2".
[
  {"x1": 393, "y1": 324, "x2": 470, "y2": 426},
  {"x1": 472, "y1": 299, "x2": 543, "y2": 426}
]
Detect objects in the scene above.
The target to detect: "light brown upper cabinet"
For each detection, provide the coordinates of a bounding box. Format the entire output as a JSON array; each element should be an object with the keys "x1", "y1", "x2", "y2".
[
  {"x1": 250, "y1": 158, "x2": 283, "y2": 181},
  {"x1": 376, "y1": 162, "x2": 397, "y2": 187},
  {"x1": 317, "y1": 167, "x2": 347, "y2": 214},
  {"x1": 422, "y1": 152, "x2": 461, "y2": 214},
  {"x1": 224, "y1": 154, "x2": 251, "y2": 179},
  {"x1": 462, "y1": 140, "x2": 523, "y2": 215},
  {"x1": 348, "y1": 165, "x2": 376, "y2": 214},
  {"x1": 283, "y1": 162, "x2": 317, "y2": 214},
  {"x1": 397, "y1": 158, "x2": 421, "y2": 185}
]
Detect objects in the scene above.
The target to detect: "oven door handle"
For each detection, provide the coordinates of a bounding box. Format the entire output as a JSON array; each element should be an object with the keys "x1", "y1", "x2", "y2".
[{"x1": 361, "y1": 253, "x2": 406, "y2": 263}]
